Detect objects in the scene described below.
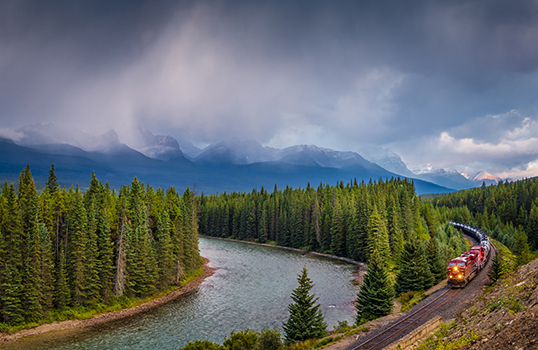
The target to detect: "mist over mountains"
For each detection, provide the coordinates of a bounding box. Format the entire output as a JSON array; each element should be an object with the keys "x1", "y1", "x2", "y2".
[{"x1": 0, "y1": 123, "x2": 501, "y2": 194}]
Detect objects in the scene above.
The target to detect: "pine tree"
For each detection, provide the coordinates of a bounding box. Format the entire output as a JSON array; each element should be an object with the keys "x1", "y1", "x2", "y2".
[
  {"x1": 487, "y1": 252, "x2": 504, "y2": 284},
  {"x1": 366, "y1": 203, "x2": 391, "y2": 264},
  {"x1": 513, "y1": 229, "x2": 533, "y2": 267},
  {"x1": 97, "y1": 210, "x2": 115, "y2": 303},
  {"x1": 527, "y1": 203, "x2": 538, "y2": 250},
  {"x1": 18, "y1": 166, "x2": 44, "y2": 321},
  {"x1": 69, "y1": 190, "x2": 89, "y2": 306},
  {"x1": 37, "y1": 223, "x2": 55, "y2": 313},
  {"x1": 395, "y1": 239, "x2": 423, "y2": 295},
  {"x1": 46, "y1": 164, "x2": 59, "y2": 195},
  {"x1": 355, "y1": 249, "x2": 394, "y2": 324},
  {"x1": 155, "y1": 211, "x2": 174, "y2": 290},
  {"x1": 55, "y1": 246, "x2": 71, "y2": 309},
  {"x1": 0, "y1": 183, "x2": 24, "y2": 324},
  {"x1": 427, "y1": 238, "x2": 445, "y2": 283},
  {"x1": 85, "y1": 199, "x2": 102, "y2": 305},
  {"x1": 282, "y1": 267, "x2": 327, "y2": 343},
  {"x1": 418, "y1": 240, "x2": 434, "y2": 290}
]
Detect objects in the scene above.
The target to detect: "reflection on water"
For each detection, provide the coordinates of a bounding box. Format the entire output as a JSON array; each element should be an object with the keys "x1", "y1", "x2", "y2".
[{"x1": 1, "y1": 237, "x2": 359, "y2": 350}]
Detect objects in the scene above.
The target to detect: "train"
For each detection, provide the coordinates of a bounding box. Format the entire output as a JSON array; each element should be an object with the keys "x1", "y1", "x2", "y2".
[{"x1": 446, "y1": 222, "x2": 491, "y2": 288}]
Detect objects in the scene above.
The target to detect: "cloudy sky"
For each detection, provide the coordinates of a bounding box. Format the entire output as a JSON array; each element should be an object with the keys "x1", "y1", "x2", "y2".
[{"x1": 1, "y1": 0, "x2": 538, "y2": 178}]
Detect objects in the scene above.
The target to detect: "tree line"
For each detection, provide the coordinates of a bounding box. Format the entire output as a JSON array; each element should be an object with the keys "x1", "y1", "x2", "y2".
[{"x1": 0, "y1": 165, "x2": 201, "y2": 326}]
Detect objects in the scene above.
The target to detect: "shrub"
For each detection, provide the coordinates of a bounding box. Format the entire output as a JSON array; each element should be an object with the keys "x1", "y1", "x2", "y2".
[
  {"x1": 178, "y1": 340, "x2": 223, "y2": 350},
  {"x1": 223, "y1": 329, "x2": 259, "y2": 350},
  {"x1": 257, "y1": 328, "x2": 283, "y2": 350}
]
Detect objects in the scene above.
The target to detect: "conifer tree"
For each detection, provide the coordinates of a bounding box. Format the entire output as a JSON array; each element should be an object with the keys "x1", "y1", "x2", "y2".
[
  {"x1": 513, "y1": 229, "x2": 533, "y2": 267},
  {"x1": 427, "y1": 238, "x2": 445, "y2": 283},
  {"x1": 69, "y1": 190, "x2": 89, "y2": 306},
  {"x1": 355, "y1": 249, "x2": 394, "y2": 324},
  {"x1": 37, "y1": 223, "x2": 55, "y2": 312},
  {"x1": 418, "y1": 240, "x2": 434, "y2": 290},
  {"x1": 527, "y1": 203, "x2": 538, "y2": 250},
  {"x1": 85, "y1": 199, "x2": 102, "y2": 305},
  {"x1": 19, "y1": 167, "x2": 44, "y2": 321},
  {"x1": 46, "y1": 164, "x2": 59, "y2": 195},
  {"x1": 487, "y1": 252, "x2": 504, "y2": 284},
  {"x1": 55, "y1": 246, "x2": 71, "y2": 309},
  {"x1": 0, "y1": 183, "x2": 24, "y2": 324},
  {"x1": 282, "y1": 267, "x2": 327, "y2": 343},
  {"x1": 155, "y1": 211, "x2": 174, "y2": 290},
  {"x1": 97, "y1": 210, "x2": 115, "y2": 303},
  {"x1": 395, "y1": 239, "x2": 423, "y2": 295},
  {"x1": 366, "y1": 203, "x2": 391, "y2": 264}
]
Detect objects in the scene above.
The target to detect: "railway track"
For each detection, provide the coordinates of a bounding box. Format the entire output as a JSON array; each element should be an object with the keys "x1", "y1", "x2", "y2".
[{"x1": 350, "y1": 288, "x2": 461, "y2": 350}]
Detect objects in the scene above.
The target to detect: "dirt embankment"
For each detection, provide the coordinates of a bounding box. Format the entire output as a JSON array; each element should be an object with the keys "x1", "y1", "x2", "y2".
[
  {"x1": 443, "y1": 257, "x2": 538, "y2": 350},
  {"x1": 0, "y1": 258, "x2": 216, "y2": 344}
]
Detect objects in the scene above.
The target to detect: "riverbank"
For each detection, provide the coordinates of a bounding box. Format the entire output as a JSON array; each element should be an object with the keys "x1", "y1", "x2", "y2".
[
  {"x1": 199, "y1": 235, "x2": 367, "y2": 283},
  {"x1": 0, "y1": 258, "x2": 216, "y2": 344}
]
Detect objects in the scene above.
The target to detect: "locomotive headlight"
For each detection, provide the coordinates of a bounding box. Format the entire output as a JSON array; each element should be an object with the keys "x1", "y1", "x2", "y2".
[
  {"x1": 453, "y1": 266, "x2": 458, "y2": 272},
  {"x1": 458, "y1": 274, "x2": 463, "y2": 279}
]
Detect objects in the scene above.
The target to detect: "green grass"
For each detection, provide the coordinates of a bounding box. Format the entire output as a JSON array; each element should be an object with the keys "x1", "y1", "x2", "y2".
[
  {"x1": 411, "y1": 322, "x2": 480, "y2": 350},
  {"x1": 398, "y1": 291, "x2": 425, "y2": 312}
]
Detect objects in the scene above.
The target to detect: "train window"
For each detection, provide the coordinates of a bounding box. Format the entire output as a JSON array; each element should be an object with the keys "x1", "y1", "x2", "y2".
[
  {"x1": 448, "y1": 262, "x2": 456, "y2": 266},
  {"x1": 457, "y1": 262, "x2": 465, "y2": 267}
]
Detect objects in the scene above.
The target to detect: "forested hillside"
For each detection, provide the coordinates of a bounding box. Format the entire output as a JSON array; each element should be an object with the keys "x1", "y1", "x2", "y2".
[
  {"x1": 198, "y1": 178, "x2": 466, "y2": 269},
  {"x1": 0, "y1": 165, "x2": 201, "y2": 327}
]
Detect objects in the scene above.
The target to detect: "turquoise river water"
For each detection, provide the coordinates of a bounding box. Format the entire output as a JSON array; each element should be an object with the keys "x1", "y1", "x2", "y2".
[{"x1": 1, "y1": 237, "x2": 359, "y2": 350}]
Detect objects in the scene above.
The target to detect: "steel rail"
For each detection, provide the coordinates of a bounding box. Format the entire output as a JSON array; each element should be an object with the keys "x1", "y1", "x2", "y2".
[{"x1": 351, "y1": 288, "x2": 461, "y2": 350}]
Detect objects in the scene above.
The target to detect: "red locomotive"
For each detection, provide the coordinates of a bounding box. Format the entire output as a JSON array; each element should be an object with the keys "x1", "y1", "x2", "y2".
[
  {"x1": 447, "y1": 245, "x2": 487, "y2": 287},
  {"x1": 447, "y1": 222, "x2": 491, "y2": 288}
]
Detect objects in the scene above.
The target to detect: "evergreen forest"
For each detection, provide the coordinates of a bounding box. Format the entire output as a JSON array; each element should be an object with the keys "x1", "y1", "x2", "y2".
[
  {"x1": 198, "y1": 178, "x2": 468, "y2": 268},
  {"x1": 0, "y1": 165, "x2": 202, "y2": 327}
]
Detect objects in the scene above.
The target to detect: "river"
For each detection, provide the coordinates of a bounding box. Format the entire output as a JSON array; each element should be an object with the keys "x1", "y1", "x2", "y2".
[{"x1": 1, "y1": 237, "x2": 359, "y2": 350}]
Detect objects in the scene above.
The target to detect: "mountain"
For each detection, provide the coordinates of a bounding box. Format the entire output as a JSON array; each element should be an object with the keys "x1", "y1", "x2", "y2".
[
  {"x1": 15, "y1": 122, "x2": 121, "y2": 152},
  {"x1": 277, "y1": 145, "x2": 381, "y2": 169},
  {"x1": 0, "y1": 137, "x2": 452, "y2": 195},
  {"x1": 360, "y1": 147, "x2": 415, "y2": 177},
  {"x1": 127, "y1": 128, "x2": 184, "y2": 161},
  {"x1": 193, "y1": 140, "x2": 382, "y2": 170},
  {"x1": 179, "y1": 141, "x2": 204, "y2": 160},
  {"x1": 193, "y1": 139, "x2": 279, "y2": 165},
  {"x1": 473, "y1": 171, "x2": 502, "y2": 186},
  {"x1": 413, "y1": 167, "x2": 475, "y2": 190}
]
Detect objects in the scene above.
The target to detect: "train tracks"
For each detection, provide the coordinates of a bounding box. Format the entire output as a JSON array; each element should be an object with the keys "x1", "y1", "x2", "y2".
[{"x1": 350, "y1": 288, "x2": 461, "y2": 350}]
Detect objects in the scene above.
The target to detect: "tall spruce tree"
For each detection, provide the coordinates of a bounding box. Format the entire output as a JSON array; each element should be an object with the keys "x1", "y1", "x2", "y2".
[
  {"x1": 282, "y1": 267, "x2": 327, "y2": 343},
  {"x1": 395, "y1": 238, "x2": 423, "y2": 295},
  {"x1": 46, "y1": 164, "x2": 59, "y2": 195},
  {"x1": 0, "y1": 183, "x2": 24, "y2": 324},
  {"x1": 427, "y1": 238, "x2": 445, "y2": 283},
  {"x1": 355, "y1": 249, "x2": 394, "y2": 324},
  {"x1": 69, "y1": 189, "x2": 89, "y2": 306},
  {"x1": 366, "y1": 203, "x2": 391, "y2": 264},
  {"x1": 487, "y1": 252, "x2": 504, "y2": 284}
]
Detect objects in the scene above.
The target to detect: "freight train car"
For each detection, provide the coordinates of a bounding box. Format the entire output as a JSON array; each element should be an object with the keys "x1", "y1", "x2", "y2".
[{"x1": 447, "y1": 222, "x2": 491, "y2": 288}]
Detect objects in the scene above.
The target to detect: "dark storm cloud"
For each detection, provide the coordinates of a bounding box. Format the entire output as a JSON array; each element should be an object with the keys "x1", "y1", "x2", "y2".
[{"x1": 1, "y1": 0, "x2": 538, "y2": 177}]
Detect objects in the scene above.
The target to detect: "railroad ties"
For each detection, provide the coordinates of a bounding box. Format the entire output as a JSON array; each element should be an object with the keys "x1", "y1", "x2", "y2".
[{"x1": 351, "y1": 288, "x2": 461, "y2": 350}]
